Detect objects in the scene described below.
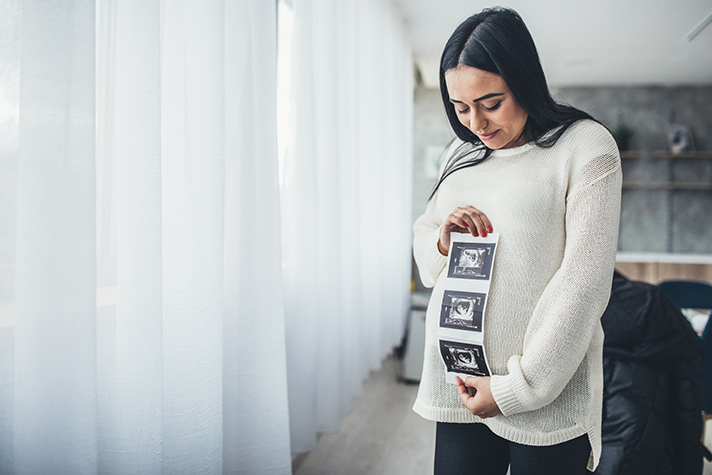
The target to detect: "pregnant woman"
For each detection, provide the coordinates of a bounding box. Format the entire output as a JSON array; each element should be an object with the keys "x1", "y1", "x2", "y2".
[{"x1": 412, "y1": 7, "x2": 622, "y2": 475}]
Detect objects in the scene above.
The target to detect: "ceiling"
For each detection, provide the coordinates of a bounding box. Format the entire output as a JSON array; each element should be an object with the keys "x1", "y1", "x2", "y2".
[{"x1": 392, "y1": 0, "x2": 712, "y2": 88}]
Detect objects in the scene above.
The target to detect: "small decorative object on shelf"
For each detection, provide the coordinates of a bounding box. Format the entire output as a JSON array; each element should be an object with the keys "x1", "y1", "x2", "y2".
[
  {"x1": 612, "y1": 124, "x2": 634, "y2": 152},
  {"x1": 667, "y1": 124, "x2": 695, "y2": 154},
  {"x1": 612, "y1": 112, "x2": 634, "y2": 152}
]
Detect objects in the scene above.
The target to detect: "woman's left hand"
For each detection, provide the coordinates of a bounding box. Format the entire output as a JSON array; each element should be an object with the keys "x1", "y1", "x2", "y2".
[{"x1": 455, "y1": 376, "x2": 502, "y2": 419}]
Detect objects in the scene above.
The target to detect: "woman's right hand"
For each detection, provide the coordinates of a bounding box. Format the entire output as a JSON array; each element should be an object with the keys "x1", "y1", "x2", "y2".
[{"x1": 438, "y1": 206, "x2": 493, "y2": 255}]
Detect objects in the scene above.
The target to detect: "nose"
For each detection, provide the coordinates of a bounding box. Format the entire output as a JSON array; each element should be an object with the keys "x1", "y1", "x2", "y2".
[{"x1": 469, "y1": 109, "x2": 487, "y2": 134}]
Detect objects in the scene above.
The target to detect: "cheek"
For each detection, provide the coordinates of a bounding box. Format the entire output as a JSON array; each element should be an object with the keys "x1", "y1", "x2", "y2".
[{"x1": 502, "y1": 108, "x2": 526, "y2": 131}]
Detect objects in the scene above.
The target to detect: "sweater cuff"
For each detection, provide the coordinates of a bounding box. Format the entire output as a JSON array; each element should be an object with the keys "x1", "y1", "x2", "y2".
[
  {"x1": 427, "y1": 226, "x2": 448, "y2": 274},
  {"x1": 489, "y1": 356, "x2": 527, "y2": 417}
]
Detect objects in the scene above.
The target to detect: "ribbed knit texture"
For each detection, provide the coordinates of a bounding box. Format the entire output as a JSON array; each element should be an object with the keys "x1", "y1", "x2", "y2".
[{"x1": 412, "y1": 120, "x2": 621, "y2": 471}]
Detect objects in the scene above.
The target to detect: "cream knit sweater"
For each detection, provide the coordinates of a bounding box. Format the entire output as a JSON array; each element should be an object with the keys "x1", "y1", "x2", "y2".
[{"x1": 412, "y1": 120, "x2": 621, "y2": 471}]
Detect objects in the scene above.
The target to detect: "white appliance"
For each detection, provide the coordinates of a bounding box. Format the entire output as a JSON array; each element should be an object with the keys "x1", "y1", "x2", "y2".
[{"x1": 402, "y1": 292, "x2": 430, "y2": 383}]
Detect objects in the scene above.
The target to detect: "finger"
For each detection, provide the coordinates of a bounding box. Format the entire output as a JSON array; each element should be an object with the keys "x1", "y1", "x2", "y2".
[
  {"x1": 454, "y1": 211, "x2": 473, "y2": 231},
  {"x1": 481, "y1": 214, "x2": 494, "y2": 233},
  {"x1": 444, "y1": 215, "x2": 466, "y2": 233},
  {"x1": 456, "y1": 377, "x2": 473, "y2": 398},
  {"x1": 468, "y1": 213, "x2": 488, "y2": 237},
  {"x1": 458, "y1": 386, "x2": 473, "y2": 406},
  {"x1": 461, "y1": 206, "x2": 493, "y2": 235},
  {"x1": 458, "y1": 213, "x2": 478, "y2": 236},
  {"x1": 464, "y1": 376, "x2": 479, "y2": 388}
]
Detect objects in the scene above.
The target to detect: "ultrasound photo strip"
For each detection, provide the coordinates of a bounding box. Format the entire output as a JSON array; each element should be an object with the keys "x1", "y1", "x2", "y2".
[
  {"x1": 440, "y1": 290, "x2": 485, "y2": 332},
  {"x1": 447, "y1": 242, "x2": 496, "y2": 280},
  {"x1": 438, "y1": 233, "x2": 498, "y2": 382},
  {"x1": 439, "y1": 339, "x2": 490, "y2": 377}
]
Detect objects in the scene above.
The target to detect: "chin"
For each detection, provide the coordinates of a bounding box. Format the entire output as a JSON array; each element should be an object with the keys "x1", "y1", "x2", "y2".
[
  {"x1": 484, "y1": 139, "x2": 507, "y2": 150},
  {"x1": 492, "y1": 136, "x2": 520, "y2": 150}
]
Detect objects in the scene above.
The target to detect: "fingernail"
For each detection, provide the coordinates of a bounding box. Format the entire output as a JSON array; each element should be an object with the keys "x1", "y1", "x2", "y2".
[
  {"x1": 487, "y1": 225, "x2": 493, "y2": 232},
  {"x1": 480, "y1": 231, "x2": 487, "y2": 237}
]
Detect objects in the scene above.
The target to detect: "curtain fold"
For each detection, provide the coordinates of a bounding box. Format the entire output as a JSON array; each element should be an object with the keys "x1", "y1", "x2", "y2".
[
  {"x1": 13, "y1": 0, "x2": 97, "y2": 472},
  {"x1": 102, "y1": 0, "x2": 165, "y2": 471},
  {"x1": 158, "y1": 0, "x2": 224, "y2": 469},
  {"x1": 282, "y1": 0, "x2": 414, "y2": 452},
  {"x1": 223, "y1": 0, "x2": 292, "y2": 473}
]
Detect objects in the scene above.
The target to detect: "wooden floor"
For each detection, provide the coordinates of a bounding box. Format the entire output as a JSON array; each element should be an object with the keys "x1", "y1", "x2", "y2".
[
  {"x1": 293, "y1": 355, "x2": 712, "y2": 475},
  {"x1": 292, "y1": 356, "x2": 436, "y2": 475}
]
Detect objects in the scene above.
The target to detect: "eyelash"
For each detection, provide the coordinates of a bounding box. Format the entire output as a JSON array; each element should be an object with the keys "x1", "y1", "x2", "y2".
[{"x1": 457, "y1": 101, "x2": 502, "y2": 114}]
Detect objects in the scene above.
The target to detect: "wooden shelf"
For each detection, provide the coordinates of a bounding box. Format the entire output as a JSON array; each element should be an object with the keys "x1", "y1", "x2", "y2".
[
  {"x1": 620, "y1": 151, "x2": 646, "y2": 159},
  {"x1": 650, "y1": 151, "x2": 712, "y2": 159},
  {"x1": 620, "y1": 150, "x2": 712, "y2": 191},
  {"x1": 623, "y1": 182, "x2": 712, "y2": 190},
  {"x1": 620, "y1": 150, "x2": 712, "y2": 160}
]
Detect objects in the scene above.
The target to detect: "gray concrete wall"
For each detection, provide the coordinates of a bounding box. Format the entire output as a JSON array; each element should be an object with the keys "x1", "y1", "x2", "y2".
[
  {"x1": 412, "y1": 85, "x2": 712, "y2": 254},
  {"x1": 412, "y1": 86, "x2": 455, "y2": 224}
]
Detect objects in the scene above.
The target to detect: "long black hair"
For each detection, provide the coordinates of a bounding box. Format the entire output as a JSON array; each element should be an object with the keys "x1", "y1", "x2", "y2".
[{"x1": 430, "y1": 7, "x2": 597, "y2": 199}]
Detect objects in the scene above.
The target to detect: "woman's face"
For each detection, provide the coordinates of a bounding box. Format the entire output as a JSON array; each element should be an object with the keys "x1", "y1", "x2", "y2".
[{"x1": 445, "y1": 66, "x2": 528, "y2": 149}]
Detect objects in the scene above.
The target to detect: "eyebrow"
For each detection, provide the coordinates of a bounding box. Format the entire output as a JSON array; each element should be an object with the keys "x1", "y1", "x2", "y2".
[{"x1": 449, "y1": 92, "x2": 504, "y2": 104}]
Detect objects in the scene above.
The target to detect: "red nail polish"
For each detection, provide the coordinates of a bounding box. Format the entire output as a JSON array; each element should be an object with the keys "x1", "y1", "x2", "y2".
[
  {"x1": 480, "y1": 231, "x2": 487, "y2": 237},
  {"x1": 487, "y1": 225, "x2": 493, "y2": 232}
]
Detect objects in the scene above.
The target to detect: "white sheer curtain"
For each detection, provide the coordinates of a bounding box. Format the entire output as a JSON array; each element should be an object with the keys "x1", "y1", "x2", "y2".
[
  {"x1": 0, "y1": 0, "x2": 413, "y2": 470},
  {"x1": 281, "y1": 0, "x2": 414, "y2": 452},
  {"x1": 1, "y1": 0, "x2": 291, "y2": 473}
]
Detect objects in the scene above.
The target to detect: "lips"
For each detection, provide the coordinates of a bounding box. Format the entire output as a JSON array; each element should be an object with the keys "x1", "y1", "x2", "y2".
[{"x1": 477, "y1": 130, "x2": 499, "y2": 141}]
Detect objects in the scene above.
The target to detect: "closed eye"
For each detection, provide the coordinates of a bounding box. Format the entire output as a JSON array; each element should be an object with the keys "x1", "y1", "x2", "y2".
[
  {"x1": 483, "y1": 101, "x2": 501, "y2": 112},
  {"x1": 457, "y1": 108, "x2": 470, "y2": 115}
]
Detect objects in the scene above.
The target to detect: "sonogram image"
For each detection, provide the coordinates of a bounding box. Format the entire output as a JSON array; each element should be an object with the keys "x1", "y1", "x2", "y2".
[
  {"x1": 439, "y1": 291, "x2": 484, "y2": 331},
  {"x1": 448, "y1": 243, "x2": 495, "y2": 280},
  {"x1": 439, "y1": 340, "x2": 489, "y2": 377}
]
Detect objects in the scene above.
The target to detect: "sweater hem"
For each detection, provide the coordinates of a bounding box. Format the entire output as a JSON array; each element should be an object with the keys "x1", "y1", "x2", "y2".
[{"x1": 413, "y1": 399, "x2": 600, "y2": 471}]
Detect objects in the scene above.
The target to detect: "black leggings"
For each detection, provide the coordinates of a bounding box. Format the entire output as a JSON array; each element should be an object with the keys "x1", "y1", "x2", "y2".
[{"x1": 435, "y1": 422, "x2": 591, "y2": 475}]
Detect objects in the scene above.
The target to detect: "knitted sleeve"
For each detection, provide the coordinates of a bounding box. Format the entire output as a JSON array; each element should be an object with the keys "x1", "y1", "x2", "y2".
[
  {"x1": 412, "y1": 141, "x2": 461, "y2": 287},
  {"x1": 490, "y1": 143, "x2": 622, "y2": 417},
  {"x1": 413, "y1": 193, "x2": 448, "y2": 288}
]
